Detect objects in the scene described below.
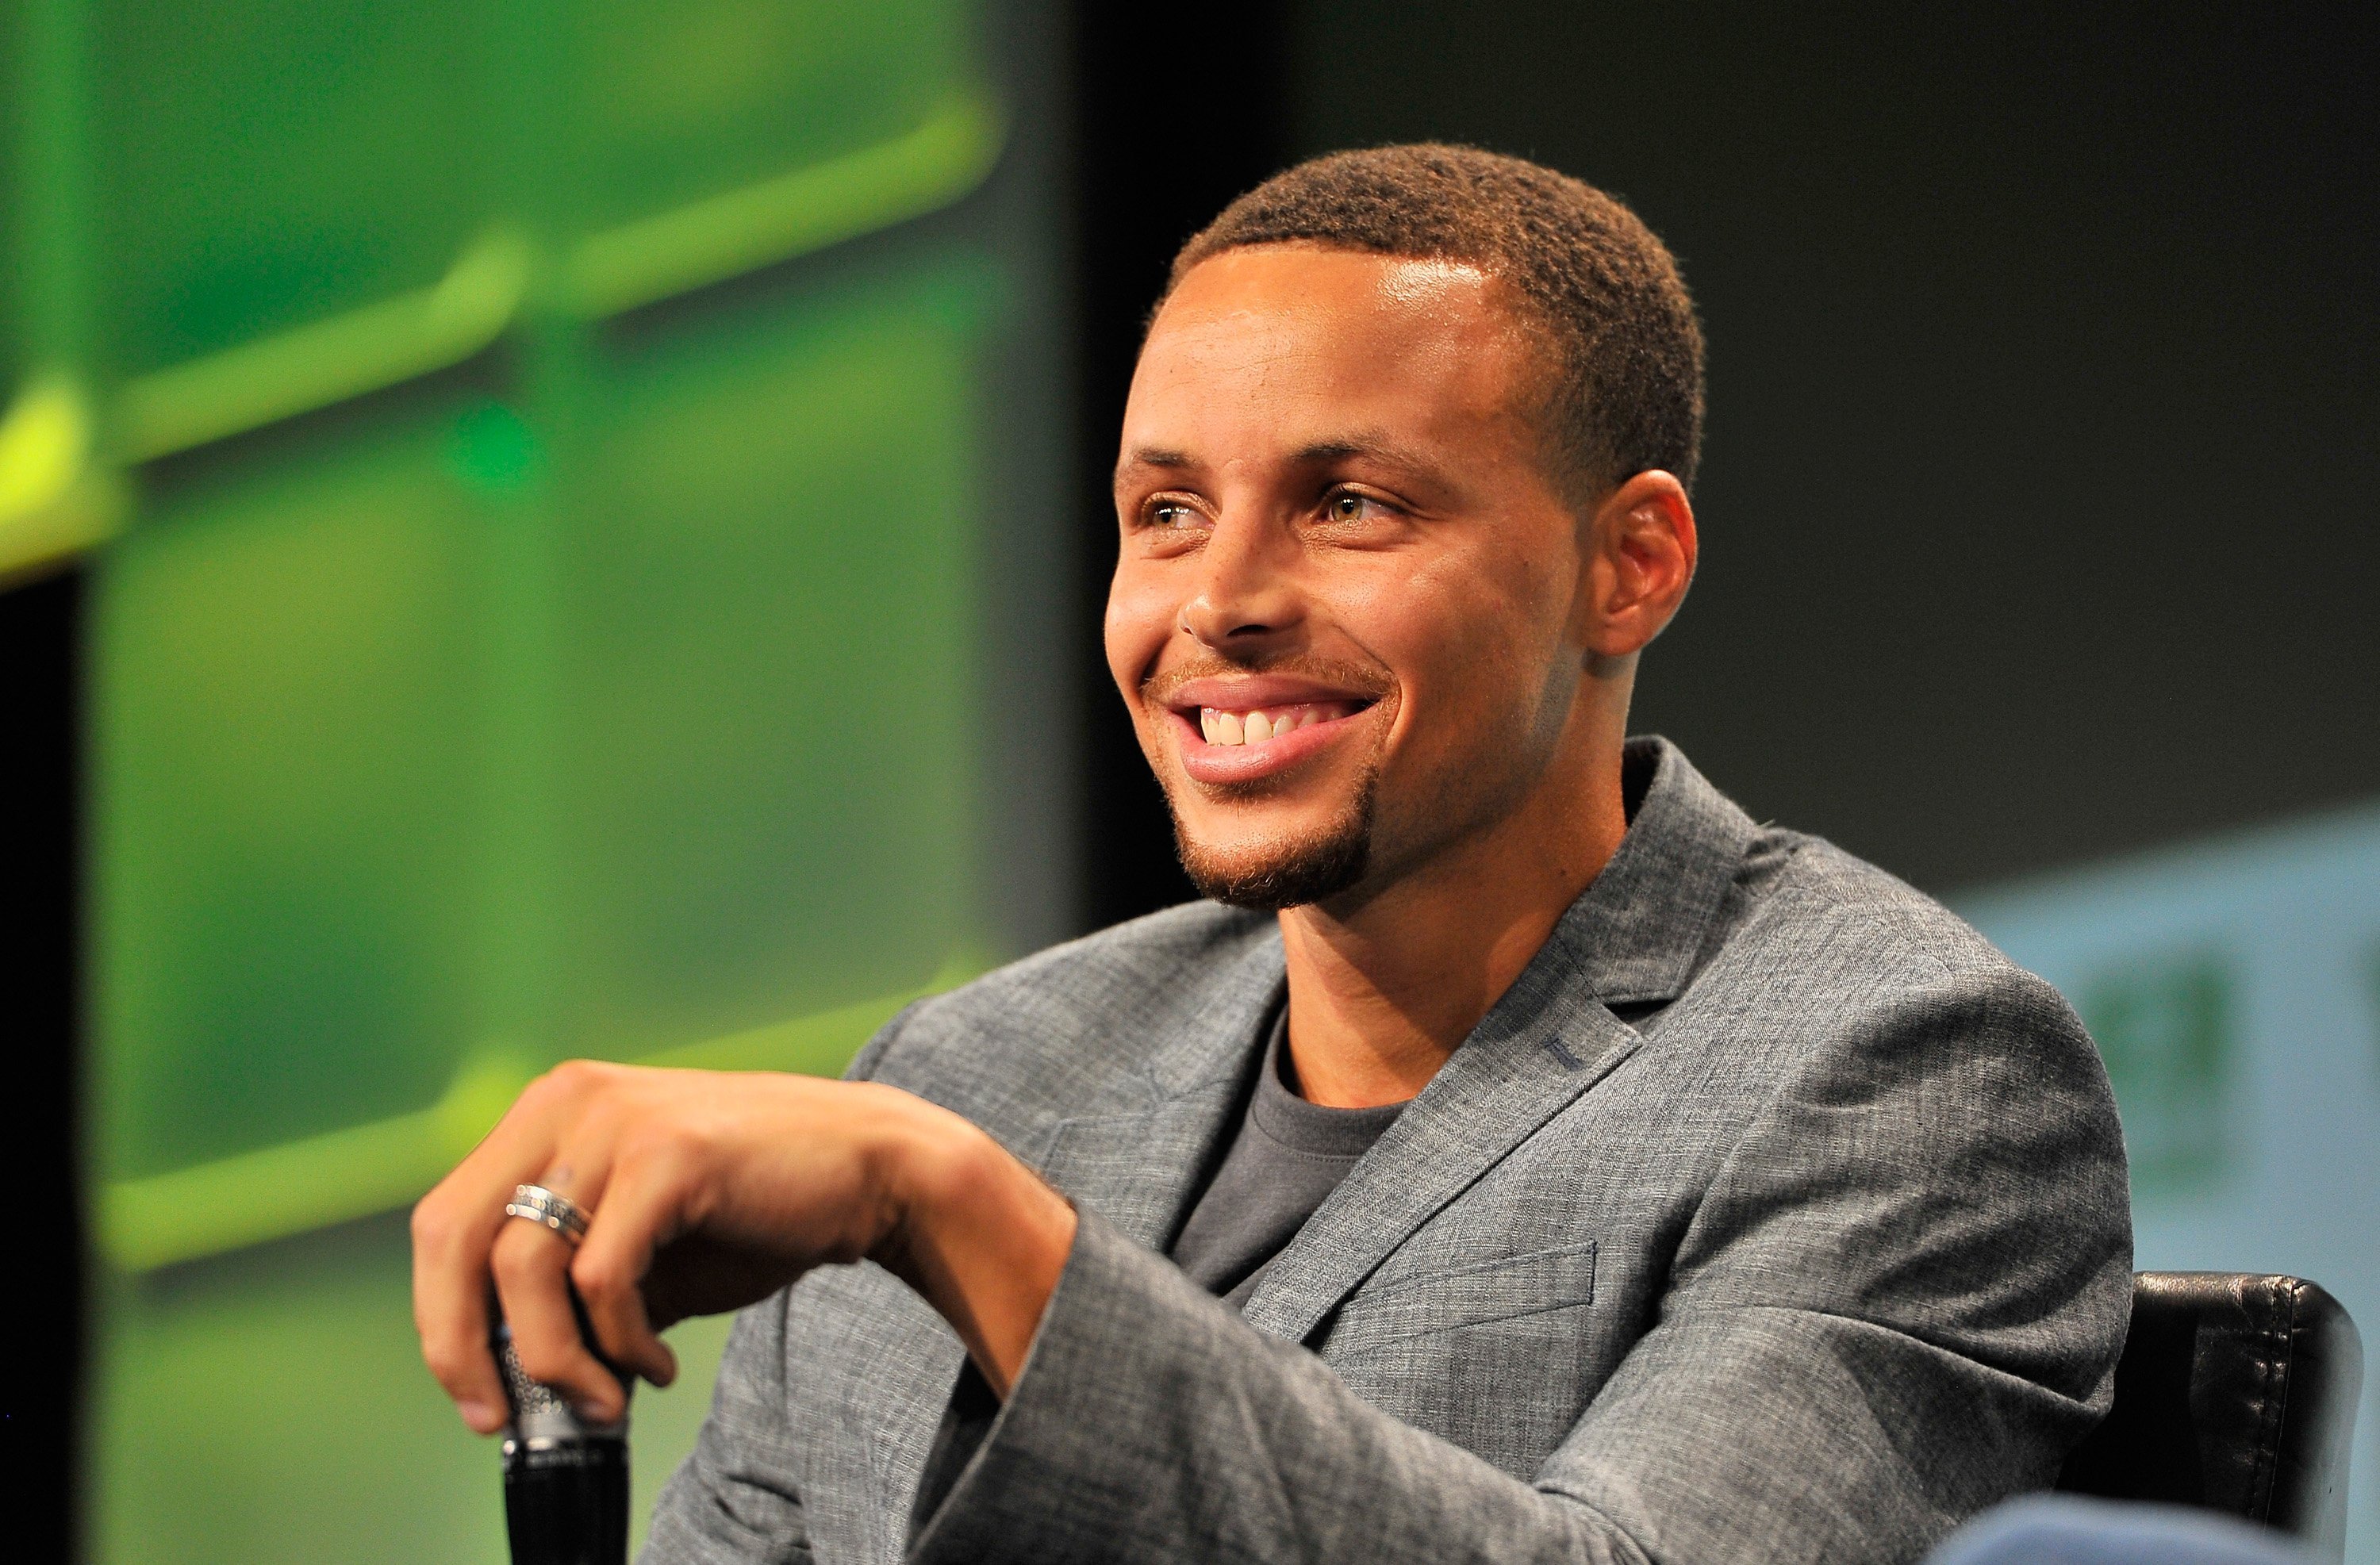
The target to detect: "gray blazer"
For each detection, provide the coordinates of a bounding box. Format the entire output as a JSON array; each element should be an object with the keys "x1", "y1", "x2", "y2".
[{"x1": 643, "y1": 739, "x2": 2132, "y2": 1565}]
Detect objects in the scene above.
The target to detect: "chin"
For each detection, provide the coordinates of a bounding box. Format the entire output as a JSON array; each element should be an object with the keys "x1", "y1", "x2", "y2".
[{"x1": 1170, "y1": 777, "x2": 1379, "y2": 911}]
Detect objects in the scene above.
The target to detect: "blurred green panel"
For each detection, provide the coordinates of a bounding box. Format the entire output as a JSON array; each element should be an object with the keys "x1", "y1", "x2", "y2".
[
  {"x1": 90, "y1": 258, "x2": 994, "y2": 1195},
  {"x1": 2, "y1": 0, "x2": 19, "y2": 385},
  {"x1": 90, "y1": 1216, "x2": 738, "y2": 1563},
  {"x1": 2, "y1": 0, "x2": 130, "y2": 576},
  {"x1": 568, "y1": 0, "x2": 972, "y2": 239},
  {"x1": 554, "y1": 260, "x2": 989, "y2": 1057},
  {"x1": 91, "y1": 1225, "x2": 509, "y2": 1565},
  {"x1": 67, "y1": 0, "x2": 1031, "y2": 1553},
  {"x1": 87, "y1": 262, "x2": 1002, "y2": 1565},
  {"x1": 89, "y1": 407, "x2": 487, "y2": 1180},
  {"x1": 87, "y1": 0, "x2": 490, "y2": 374},
  {"x1": 86, "y1": 264, "x2": 998, "y2": 1561}
]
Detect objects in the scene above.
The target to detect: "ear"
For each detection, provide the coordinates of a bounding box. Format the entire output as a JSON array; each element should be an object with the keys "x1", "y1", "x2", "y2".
[{"x1": 1575, "y1": 470, "x2": 1698, "y2": 659}]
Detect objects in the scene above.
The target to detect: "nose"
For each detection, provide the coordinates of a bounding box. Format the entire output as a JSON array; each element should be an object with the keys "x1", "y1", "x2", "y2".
[{"x1": 1179, "y1": 511, "x2": 1304, "y2": 652}]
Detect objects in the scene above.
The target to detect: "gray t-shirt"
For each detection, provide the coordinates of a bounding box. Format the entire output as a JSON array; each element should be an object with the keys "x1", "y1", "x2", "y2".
[{"x1": 1168, "y1": 1004, "x2": 1408, "y2": 1309}]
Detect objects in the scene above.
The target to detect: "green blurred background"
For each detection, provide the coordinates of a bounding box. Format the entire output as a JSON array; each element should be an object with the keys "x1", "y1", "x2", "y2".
[{"x1": 2, "y1": 0, "x2": 1067, "y2": 1556}]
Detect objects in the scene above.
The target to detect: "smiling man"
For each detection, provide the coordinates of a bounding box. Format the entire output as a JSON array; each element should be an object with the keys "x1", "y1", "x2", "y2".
[{"x1": 413, "y1": 146, "x2": 2132, "y2": 1565}]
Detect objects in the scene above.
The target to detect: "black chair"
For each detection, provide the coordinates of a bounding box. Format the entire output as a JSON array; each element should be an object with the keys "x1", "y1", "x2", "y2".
[{"x1": 2057, "y1": 1273, "x2": 2364, "y2": 1557}]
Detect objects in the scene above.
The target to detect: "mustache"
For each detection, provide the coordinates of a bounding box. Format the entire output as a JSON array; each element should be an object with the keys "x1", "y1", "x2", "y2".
[{"x1": 1139, "y1": 654, "x2": 1395, "y2": 708}]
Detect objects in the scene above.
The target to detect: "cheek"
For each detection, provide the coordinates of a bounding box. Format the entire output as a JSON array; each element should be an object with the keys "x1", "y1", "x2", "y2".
[
  {"x1": 1104, "y1": 562, "x2": 1174, "y2": 698},
  {"x1": 1335, "y1": 557, "x2": 1572, "y2": 788},
  {"x1": 1448, "y1": 540, "x2": 1576, "y2": 685},
  {"x1": 1338, "y1": 550, "x2": 1553, "y2": 699}
]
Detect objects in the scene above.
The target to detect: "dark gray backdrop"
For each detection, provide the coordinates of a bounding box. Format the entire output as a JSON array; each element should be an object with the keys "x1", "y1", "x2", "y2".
[{"x1": 1072, "y1": 2, "x2": 2378, "y2": 921}]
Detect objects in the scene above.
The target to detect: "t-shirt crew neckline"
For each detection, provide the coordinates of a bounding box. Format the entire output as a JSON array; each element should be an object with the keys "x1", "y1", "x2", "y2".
[
  {"x1": 1246, "y1": 1005, "x2": 1409, "y2": 1156},
  {"x1": 1165, "y1": 1003, "x2": 1413, "y2": 1310}
]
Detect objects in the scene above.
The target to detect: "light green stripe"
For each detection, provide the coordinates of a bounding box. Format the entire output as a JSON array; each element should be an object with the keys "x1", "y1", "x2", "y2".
[
  {"x1": 104, "y1": 87, "x2": 1003, "y2": 470},
  {"x1": 0, "y1": 375, "x2": 89, "y2": 521},
  {"x1": 560, "y1": 87, "x2": 1004, "y2": 319},
  {"x1": 98, "y1": 957, "x2": 977, "y2": 1274},
  {"x1": 0, "y1": 375, "x2": 125, "y2": 578},
  {"x1": 96, "y1": 1057, "x2": 535, "y2": 1275},
  {"x1": 113, "y1": 227, "x2": 534, "y2": 464}
]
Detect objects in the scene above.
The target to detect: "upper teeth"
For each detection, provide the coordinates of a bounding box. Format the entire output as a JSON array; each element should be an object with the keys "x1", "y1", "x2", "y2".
[{"x1": 1200, "y1": 704, "x2": 1338, "y2": 745}]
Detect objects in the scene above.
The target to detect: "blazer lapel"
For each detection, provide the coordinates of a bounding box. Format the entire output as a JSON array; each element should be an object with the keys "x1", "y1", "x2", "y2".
[
  {"x1": 1033, "y1": 935, "x2": 1286, "y2": 1250},
  {"x1": 1238, "y1": 946, "x2": 1642, "y2": 1344},
  {"x1": 1034, "y1": 1084, "x2": 1246, "y2": 1247}
]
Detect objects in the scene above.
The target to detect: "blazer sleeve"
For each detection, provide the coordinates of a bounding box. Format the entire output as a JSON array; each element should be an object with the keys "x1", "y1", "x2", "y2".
[
  {"x1": 906, "y1": 965, "x2": 2132, "y2": 1565},
  {"x1": 639, "y1": 1003, "x2": 927, "y2": 1564},
  {"x1": 639, "y1": 1290, "x2": 817, "y2": 1565}
]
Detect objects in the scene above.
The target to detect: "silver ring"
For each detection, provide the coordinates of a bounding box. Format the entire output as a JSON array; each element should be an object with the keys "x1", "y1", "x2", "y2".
[{"x1": 505, "y1": 1183, "x2": 592, "y2": 1245}]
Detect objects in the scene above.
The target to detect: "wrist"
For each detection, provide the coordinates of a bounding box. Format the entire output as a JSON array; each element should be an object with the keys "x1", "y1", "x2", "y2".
[
  {"x1": 859, "y1": 1089, "x2": 995, "y2": 1267},
  {"x1": 860, "y1": 1093, "x2": 1077, "y2": 1396}
]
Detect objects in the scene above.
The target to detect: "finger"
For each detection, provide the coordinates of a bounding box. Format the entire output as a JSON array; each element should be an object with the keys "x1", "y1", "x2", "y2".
[
  {"x1": 492, "y1": 1204, "x2": 628, "y2": 1425},
  {"x1": 478, "y1": 1076, "x2": 629, "y2": 1422},
  {"x1": 570, "y1": 1141, "x2": 689, "y2": 1388},
  {"x1": 409, "y1": 1063, "x2": 610, "y2": 1431},
  {"x1": 412, "y1": 1190, "x2": 510, "y2": 1433}
]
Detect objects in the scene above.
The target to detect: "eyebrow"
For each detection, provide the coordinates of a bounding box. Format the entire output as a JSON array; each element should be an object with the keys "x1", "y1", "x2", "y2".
[
  {"x1": 1118, "y1": 446, "x2": 1196, "y2": 474},
  {"x1": 1290, "y1": 438, "x2": 1385, "y2": 466},
  {"x1": 1288, "y1": 433, "x2": 1441, "y2": 477},
  {"x1": 1116, "y1": 435, "x2": 1439, "y2": 483}
]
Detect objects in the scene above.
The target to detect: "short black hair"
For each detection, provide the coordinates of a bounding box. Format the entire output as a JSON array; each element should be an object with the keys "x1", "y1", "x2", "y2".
[{"x1": 1169, "y1": 144, "x2": 1706, "y2": 498}]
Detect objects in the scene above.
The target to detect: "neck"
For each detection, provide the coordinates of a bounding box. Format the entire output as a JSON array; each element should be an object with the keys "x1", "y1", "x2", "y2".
[{"x1": 1276, "y1": 712, "x2": 1632, "y2": 1109}]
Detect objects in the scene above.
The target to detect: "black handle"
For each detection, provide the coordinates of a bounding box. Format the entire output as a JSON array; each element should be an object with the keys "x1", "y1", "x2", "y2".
[{"x1": 492, "y1": 1316, "x2": 631, "y2": 1565}]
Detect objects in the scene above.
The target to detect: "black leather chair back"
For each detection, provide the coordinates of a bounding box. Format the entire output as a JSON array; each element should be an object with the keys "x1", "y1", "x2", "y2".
[{"x1": 2057, "y1": 1272, "x2": 2363, "y2": 1557}]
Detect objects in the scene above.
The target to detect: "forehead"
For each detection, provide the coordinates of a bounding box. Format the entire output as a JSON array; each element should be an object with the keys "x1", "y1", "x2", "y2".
[{"x1": 1124, "y1": 247, "x2": 1537, "y2": 465}]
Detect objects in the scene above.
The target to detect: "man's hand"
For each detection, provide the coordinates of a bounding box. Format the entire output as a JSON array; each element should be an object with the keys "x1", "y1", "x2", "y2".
[{"x1": 410, "y1": 1062, "x2": 1078, "y2": 1433}]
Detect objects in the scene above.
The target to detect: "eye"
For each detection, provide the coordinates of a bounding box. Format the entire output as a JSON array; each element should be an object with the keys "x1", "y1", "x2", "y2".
[
  {"x1": 1324, "y1": 489, "x2": 1392, "y2": 524},
  {"x1": 1145, "y1": 497, "x2": 1205, "y2": 530}
]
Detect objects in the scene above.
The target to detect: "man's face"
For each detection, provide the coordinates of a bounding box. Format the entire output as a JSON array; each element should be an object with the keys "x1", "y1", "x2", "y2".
[{"x1": 1107, "y1": 244, "x2": 1591, "y2": 910}]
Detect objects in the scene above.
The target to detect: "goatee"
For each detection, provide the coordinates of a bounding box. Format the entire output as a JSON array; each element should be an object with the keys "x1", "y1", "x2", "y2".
[{"x1": 1171, "y1": 768, "x2": 1378, "y2": 911}]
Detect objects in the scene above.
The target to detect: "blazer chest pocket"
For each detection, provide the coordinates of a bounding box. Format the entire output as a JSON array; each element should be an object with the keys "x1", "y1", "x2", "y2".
[{"x1": 1328, "y1": 1239, "x2": 1597, "y2": 1354}]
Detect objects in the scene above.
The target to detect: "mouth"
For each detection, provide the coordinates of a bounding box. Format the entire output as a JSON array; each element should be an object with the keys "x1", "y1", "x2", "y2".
[{"x1": 1157, "y1": 674, "x2": 1383, "y2": 786}]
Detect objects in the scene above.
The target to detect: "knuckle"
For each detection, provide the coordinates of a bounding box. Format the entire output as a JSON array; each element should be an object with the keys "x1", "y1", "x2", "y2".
[
  {"x1": 520, "y1": 1060, "x2": 590, "y2": 1110},
  {"x1": 410, "y1": 1193, "x2": 459, "y2": 1251},
  {"x1": 569, "y1": 1251, "x2": 629, "y2": 1303},
  {"x1": 545, "y1": 1057, "x2": 597, "y2": 1090},
  {"x1": 544, "y1": 1057, "x2": 616, "y2": 1098}
]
